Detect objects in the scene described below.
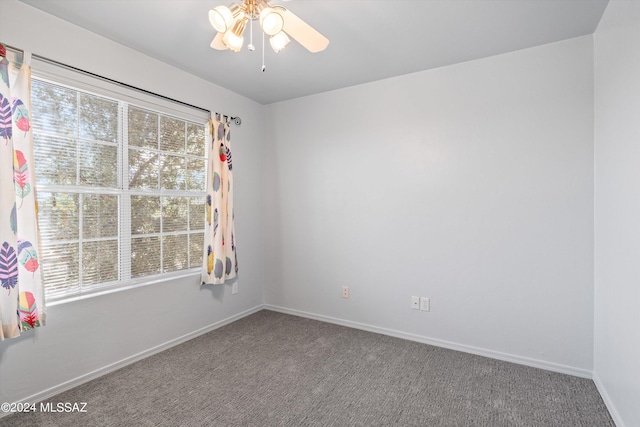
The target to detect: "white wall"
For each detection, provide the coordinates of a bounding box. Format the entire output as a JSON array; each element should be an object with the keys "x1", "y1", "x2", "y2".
[
  {"x1": 0, "y1": 0, "x2": 265, "y2": 404},
  {"x1": 594, "y1": 1, "x2": 640, "y2": 426},
  {"x1": 264, "y1": 36, "x2": 595, "y2": 375}
]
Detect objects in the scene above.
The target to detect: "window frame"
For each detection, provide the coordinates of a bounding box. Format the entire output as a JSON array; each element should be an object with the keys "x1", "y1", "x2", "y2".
[{"x1": 31, "y1": 60, "x2": 210, "y2": 304}]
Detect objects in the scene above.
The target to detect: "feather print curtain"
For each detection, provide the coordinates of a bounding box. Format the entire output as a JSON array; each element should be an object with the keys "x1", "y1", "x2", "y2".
[
  {"x1": 202, "y1": 113, "x2": 237, "y2": 285},
  {"x1": 0, "y1": 45, "x2": 45, "y2": 340}
]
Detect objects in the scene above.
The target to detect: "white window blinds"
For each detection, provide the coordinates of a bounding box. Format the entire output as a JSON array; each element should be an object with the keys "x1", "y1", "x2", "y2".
[{"x1": 31, "y1": 63, "x2": 209, "y2": 301}]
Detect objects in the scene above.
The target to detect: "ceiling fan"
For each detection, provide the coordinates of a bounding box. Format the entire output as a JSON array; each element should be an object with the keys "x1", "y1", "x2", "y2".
[{"x1": 208, "y1": 0, "x2": 329, "y2": 55}]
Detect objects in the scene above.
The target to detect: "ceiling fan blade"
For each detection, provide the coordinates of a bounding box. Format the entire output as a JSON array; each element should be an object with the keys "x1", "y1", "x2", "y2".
[
  {"x1": 210, "y1": 32, "x2": 228, "y2": 50},
  {"x1": 281, "y1": 8, "x2": 329, "y2": 53}
]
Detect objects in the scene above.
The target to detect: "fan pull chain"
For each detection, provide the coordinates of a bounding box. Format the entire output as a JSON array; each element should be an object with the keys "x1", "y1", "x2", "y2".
[
  {"x1": 248, "y1": 19, "x2": 255, "y2": 51},
  {"x1": 261, "y1": 30, "x2": 266, "y2": 72}
]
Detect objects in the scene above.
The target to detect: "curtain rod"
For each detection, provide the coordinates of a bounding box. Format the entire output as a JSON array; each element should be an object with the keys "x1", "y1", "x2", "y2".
[
  {"x1": 35, "y1": 53, "x2": 211, "y2": 114},
  {"x1": 2, "y1": 43, "x2": 242, "y2": 125}
]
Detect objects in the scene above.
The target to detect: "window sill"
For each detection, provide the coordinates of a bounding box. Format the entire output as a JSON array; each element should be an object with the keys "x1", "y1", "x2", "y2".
[{"x1": 46, "y1": 269, "x2": 202, "y2": 306}]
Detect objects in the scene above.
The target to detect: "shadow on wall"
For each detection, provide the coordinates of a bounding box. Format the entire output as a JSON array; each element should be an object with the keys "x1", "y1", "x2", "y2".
[{"x1": 200, "y1": 279, "x2": 233, "y2": 303}]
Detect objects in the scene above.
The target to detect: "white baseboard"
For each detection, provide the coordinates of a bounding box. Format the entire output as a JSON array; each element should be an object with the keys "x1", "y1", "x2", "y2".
[
  {"x1": 2, "y1": 304, "x2": 264, "y2": 418},
  {"x1": 593, "y1": 371, "x2": 625, "y2": 427},
  {"x1": 264, "y1": 304, "x2": 593, "y2": 379}
]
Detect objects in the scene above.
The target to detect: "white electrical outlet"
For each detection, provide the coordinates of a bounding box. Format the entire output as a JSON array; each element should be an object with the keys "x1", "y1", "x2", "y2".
[
  {"x1": 420, "y1": 297, "x2": 430, "y2": 312},
  {"x1": 411, "y1": 296, "x2": 420, "y2": 309},
  {"x1": 342, "y1": 286, "x2": 349, "y2": 298},
  {"x1": 232, "y1": 282, "x2": 238, "y2": 294}
]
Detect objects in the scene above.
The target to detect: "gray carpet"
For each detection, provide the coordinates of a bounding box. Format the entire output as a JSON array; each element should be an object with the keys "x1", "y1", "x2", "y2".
[{"x1": 1, "y1": 310, "x2": 614, "y2": 426}]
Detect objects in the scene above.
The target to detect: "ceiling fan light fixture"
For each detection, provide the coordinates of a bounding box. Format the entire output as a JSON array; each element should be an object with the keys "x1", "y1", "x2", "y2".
[
  {"x1": 223, "y1": 32, "x2": 243, "y2": 52},
  {"x1": 209, "y1": 5, "x2": 233, "y2": 32},
  {"x1": 208, "y1": 0, "x2": 329, "y2": 62},
  {"x1": 223, "y1": 18, "x2": 247, "y2": 52},
  {"x1": 259, "y1": 7, "x2": 284, "y2": 36},
  {"x1": 269, "y1": 31, "x2": 290, "y2": 53}
]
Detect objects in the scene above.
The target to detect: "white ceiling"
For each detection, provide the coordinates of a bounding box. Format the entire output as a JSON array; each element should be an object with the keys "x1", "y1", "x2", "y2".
[{"x1": 19, "y1": 0, "x2": 608, "y2": 105}]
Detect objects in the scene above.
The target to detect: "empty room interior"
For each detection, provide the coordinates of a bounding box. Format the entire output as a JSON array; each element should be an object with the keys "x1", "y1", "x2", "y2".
[{"x1": 0, "y1": 0, "x2": 639, "y2": 425}]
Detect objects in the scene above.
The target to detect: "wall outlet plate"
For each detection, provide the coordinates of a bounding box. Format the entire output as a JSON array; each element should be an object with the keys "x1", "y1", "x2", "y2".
[
  {"x1": 411, "y1": 296, "x2": 420, "y2": 309},
  {"x1": 420, "y1": 297, "x2": 430, "y2": 312},
  {"x1": 342, "y1": 286, "x2": 349, "y2": 298},
  {"x1": 232, "y1": 282, "x2": 238, "y2": 294}
]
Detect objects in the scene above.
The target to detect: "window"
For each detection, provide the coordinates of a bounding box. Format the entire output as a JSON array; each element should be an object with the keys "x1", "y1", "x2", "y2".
[{"x1": 31, "y1": 75, "x2": 207, "y2": 301}]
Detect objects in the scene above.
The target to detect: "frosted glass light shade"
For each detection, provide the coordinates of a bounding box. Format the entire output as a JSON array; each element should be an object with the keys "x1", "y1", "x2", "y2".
[
  {"x1": 223, "y1": 18, "x2": 247, "y2": 52},
  {"x1": 270, "y1": 31, "x2": 290, "y2": 53},
  {"x1": 224, "y1": 32, "x2": 244, "y2": 52},
  {"x1": 260, "y1": 7, "x2": 284, "y2": 36},
  {"x1": 209, "y1": 6, "x2": 233, "y2": 33}
]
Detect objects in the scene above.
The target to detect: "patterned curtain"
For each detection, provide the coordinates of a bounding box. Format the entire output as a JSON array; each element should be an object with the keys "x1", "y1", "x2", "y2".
[
  {"x1": 202, "y1": 113, "x2": 237, "y2": 285},
  {"x1": 0, "y1": 45, "x2": 45, "y2": 340}
]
